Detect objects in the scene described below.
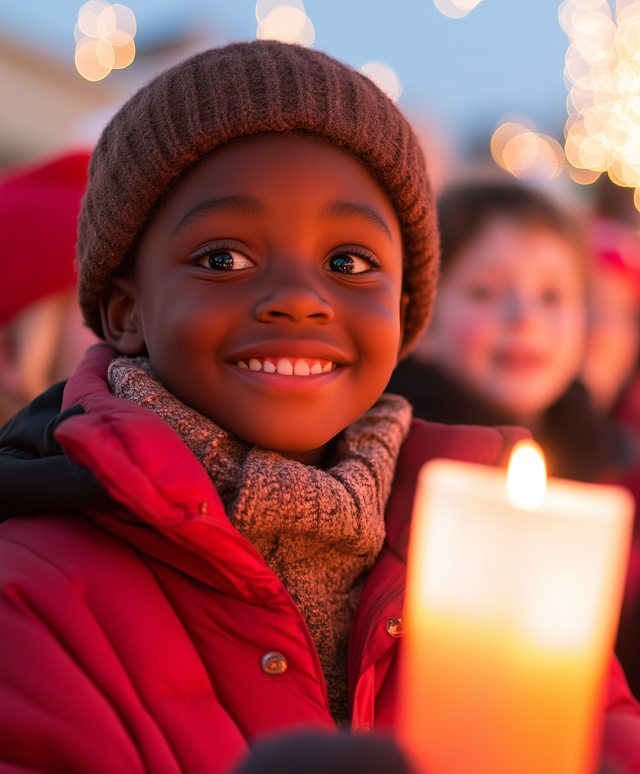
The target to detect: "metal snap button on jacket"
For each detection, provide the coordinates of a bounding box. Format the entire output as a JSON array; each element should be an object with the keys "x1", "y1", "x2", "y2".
[
  {"x1": 386, "y1": 617, "x2": 406, "y2": 638},
  {"x1": 261, "y1": 651, "x2": 288, "y2": 676}
]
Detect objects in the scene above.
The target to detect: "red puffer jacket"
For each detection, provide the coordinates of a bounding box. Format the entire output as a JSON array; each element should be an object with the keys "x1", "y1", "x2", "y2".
[{"x1": 1, "y1": 344, "x2": 639, "y2": 773}]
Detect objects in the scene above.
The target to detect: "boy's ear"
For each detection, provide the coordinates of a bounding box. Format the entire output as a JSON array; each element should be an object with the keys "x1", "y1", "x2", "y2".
[{"x1": 100, "y1": 277, "x2": 146, "y2": 355}]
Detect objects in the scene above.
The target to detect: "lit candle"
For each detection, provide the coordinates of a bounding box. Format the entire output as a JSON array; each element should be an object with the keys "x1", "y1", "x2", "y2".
[{"x1": 397, "y1": 441, "x2": 633, "y2": 774}]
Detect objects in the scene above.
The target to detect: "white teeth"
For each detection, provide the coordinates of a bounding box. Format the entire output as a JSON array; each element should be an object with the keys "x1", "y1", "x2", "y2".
[
  {"x1": 238, "y1": 357, "x2": 336, "y2": 375},
  {"x1": 293, "y1": 360, "x2": 311, "y2": 376},
  {"x1": 276, "y1": 358, "x2": 294, "y2": 375}
]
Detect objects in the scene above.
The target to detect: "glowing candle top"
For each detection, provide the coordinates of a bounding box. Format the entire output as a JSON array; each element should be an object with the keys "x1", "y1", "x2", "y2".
[{"x1": 507, "y1": 440, "x2": 546, "y2": 511}]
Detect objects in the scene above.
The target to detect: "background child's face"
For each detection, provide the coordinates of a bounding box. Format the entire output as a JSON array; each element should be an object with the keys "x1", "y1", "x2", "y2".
[
  {"x1": 105, "y1": 134, "x2": 405, "y2": 462},
  {"x1": 419, "y1": 217, "x2": 587, "y2": 424}
]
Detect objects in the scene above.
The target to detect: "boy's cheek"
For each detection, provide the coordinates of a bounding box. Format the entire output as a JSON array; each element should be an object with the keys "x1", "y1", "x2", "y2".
[{"x1": 353, "y1": 303, "x2": 404, "y2": 358}]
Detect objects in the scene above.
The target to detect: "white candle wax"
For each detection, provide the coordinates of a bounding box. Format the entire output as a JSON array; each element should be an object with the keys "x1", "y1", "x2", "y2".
[{"x1": 397, "y1": 448, "x2": 633, "y2": 774}]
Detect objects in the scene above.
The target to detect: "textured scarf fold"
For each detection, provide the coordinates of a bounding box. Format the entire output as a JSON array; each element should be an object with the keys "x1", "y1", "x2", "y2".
[{"x1": 108, "y1": 356, "x2": 412, "y2": 722}]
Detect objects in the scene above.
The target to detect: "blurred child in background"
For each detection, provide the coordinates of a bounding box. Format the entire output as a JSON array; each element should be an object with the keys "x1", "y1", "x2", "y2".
[
  {"x1": 0, "y1": 151, "x2": 98, "y2": 427},
  {"x1": 387, "y1": 182, "x2": 626, "y2": 482},
  {"x1": 581, "y1": 217, "x2": 640, "y2": 699},
  {"x1": 583, "y1": 218, "x2": 640, "y2": 427}
]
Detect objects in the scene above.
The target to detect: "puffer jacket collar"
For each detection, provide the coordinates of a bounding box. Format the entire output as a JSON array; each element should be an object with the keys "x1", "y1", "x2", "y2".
[{"x1": 53, "y1": 343, "x2": 295, "y2": 607}]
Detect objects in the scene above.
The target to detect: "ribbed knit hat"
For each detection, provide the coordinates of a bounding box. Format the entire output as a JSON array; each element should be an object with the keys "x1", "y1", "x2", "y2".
[{"x1": 78, "y1": 39, "x2": 439, "y2": 355}]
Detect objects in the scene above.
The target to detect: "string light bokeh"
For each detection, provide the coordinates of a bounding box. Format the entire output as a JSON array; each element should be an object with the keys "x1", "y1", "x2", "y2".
[
  {"x1": 75, "y1": 1, "x2": 136, "y2": 81},
  {"x1": 255, "y1": 1, "x2": 315, "y2": 46},
  {"x1": 560, "y1": 0, "x2": 640, "y2": 197},
  {"x1": 490, "y1": 119, "x2": 565, "y2": 181}
]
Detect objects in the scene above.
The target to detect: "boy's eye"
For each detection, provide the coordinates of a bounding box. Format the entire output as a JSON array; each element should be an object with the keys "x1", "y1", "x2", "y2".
[
  {"x1": 327, "y1": 252, "x2": 373, "y2": 274},
  {"x1": 198, "y1": 249, "x2": 254, "y2": 272}
]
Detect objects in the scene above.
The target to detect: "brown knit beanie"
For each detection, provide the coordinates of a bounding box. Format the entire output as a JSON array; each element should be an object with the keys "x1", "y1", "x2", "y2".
[{"x1": 77, "y1": 39, "x2": 439, "y2": 355}]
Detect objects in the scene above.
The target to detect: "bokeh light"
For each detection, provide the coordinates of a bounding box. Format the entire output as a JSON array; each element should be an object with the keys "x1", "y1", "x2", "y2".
[
  {"x1": 255, "y1": 2, "x2": 315, "y2": 47},
  {"x1": 75, "y1": 1, "x2": 137, "y2": 81},
  {"x1": 78, "y1": 1, "x2": 109, "y2": 37},
  {"x1": 97, "y1": 4, "x2": 136, "y2": 44},
  {"x1": 491, "y1": 120, "x2": 564, "y2": 180},
  {"x1": 434, "y1": 0, "x2": 483, "y2": 19},
  {"x1": 75, "y1": 37, "x2": 113, "y2": 82},
  {"x1": 255, "y1": 0, "x2": 305, "y2": 22},
  {"x1": 560, "y1": 0, "x2": 640, "y2": 188},
  {"x1": 566, "y1": 162, "x2": 601, "y2": 184},
  {"x1": 451, "y1": 0, "x2": 483, "y2": 9},
  {"x1": 359, "y1": 61, "x2": 402, "y2": 103}
]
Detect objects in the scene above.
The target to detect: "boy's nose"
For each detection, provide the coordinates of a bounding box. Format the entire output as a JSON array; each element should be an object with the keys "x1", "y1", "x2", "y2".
[{"x1": 253, "y1": 283, "x2": 334, "y2": 324}]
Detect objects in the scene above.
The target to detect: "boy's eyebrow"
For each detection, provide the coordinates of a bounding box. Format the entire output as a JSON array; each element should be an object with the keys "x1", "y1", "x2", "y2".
[
  {"x1": 172, "y1": 195, "x2": 268, "y2": 236},
  {"x1": 320, "y1": 202, "x2": 392, "y2": 241}
]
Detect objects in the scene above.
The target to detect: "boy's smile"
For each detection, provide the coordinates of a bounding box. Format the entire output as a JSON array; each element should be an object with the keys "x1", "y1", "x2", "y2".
[{"x1": 102, "y1": 134, "x2": 405, "y2": 465}]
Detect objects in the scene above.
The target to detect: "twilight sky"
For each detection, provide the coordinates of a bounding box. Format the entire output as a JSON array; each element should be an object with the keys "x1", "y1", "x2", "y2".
[{"x1": 1, "y1": 0, "x2": 576, "y2": 148}]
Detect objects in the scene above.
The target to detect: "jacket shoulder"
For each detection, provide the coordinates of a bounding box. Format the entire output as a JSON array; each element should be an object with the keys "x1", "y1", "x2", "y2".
[
  {"x1": 402, "y1": 418, "x2": 531, "y2": 467},
  {"x1": 384, "y1": 419, "x2": 531, "y2": 550},
  {"x1": 0, "y1": 514, "x2": 229, "y2": 773}
]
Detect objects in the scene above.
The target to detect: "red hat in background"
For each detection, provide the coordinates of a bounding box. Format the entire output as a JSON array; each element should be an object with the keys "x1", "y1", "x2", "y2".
[
  {"x1": 588, "y1": 217, "x2": 640, "y2": 299},
  {"x1": 0, "y1": 150, "x2": 91, "y2": 326}
]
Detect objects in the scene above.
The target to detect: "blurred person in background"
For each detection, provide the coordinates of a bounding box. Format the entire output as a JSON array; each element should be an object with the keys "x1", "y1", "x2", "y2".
[
  {"x1": 0, "y1": 151, "x2": 98, "y2": 427},
  {"x1": 581, "y1": 217, "x2": 640, "y2": 700},
  {"x1": 582, "y1": 219, "x2": 640, "y2": 429},
  {"x1": 387, "y1": 182, "x2": 626, "y2": 482}
]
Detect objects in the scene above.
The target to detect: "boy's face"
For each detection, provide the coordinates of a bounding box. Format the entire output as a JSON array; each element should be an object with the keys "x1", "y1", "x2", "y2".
[
  {"x1": 105, "y1": 134, "x2": 405, "y2": 463},
  {"x1": 419, "y1": 217, "x2": 587, "y2": 425}
]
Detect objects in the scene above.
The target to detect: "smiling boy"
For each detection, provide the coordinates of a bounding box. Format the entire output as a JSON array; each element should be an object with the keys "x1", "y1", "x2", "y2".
[
  {"x1": 1, "y1": 41, "x2": 639, "y2": 773},
  {"x1": 104, "y1": 134, "x2": 406, "y2": 465}
]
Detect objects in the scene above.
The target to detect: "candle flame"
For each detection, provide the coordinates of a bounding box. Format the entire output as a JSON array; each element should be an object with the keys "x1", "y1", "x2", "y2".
[{"x1": 507, "y1": 440, "x2": 547, "y2": 511}]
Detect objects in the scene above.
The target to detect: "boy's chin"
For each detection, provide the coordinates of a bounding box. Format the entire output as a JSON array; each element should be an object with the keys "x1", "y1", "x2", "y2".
[
  {"x1": 205, "y1": 397, "x2": 377, "y2": 462},
  {"x1": 235, "y1": 427, "x2": 337, "y2": 465},
  {"x1": 207, "y1": 413, "x2": 341, "y2": 466}
]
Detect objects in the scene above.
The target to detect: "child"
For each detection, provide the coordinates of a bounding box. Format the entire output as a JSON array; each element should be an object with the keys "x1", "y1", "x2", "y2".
[
  {"x1": 582, "y1": 218, "x2": 640, "y2": 423},
  {"x1": 581, "y1": 219, "x2": 640, "y2": 700},
  {"x1": 0, "y1": 152, "x2": 98, "y2": 426},
  {"x1": 388, "y1": 183, "x2": 627, "y2": 483},
  {"x1": 0, "y1": 42, "x2": 638, "y2": 773}
]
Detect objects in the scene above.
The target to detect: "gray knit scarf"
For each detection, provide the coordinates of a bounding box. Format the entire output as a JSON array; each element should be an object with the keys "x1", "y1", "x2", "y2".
[{"x1": 108, "y1": 356, "x2": 412, "y2": 723}]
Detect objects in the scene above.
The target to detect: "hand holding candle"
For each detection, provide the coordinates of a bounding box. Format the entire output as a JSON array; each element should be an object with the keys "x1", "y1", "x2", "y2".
[{"x1": 397, "y1": 441, "x2": 633, "y2": 774}]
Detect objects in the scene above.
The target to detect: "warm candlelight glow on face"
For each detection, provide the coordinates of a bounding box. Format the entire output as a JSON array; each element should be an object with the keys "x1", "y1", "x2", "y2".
[{"x1": 507, "y1": 440, "x2": 547, "y2": 511}]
